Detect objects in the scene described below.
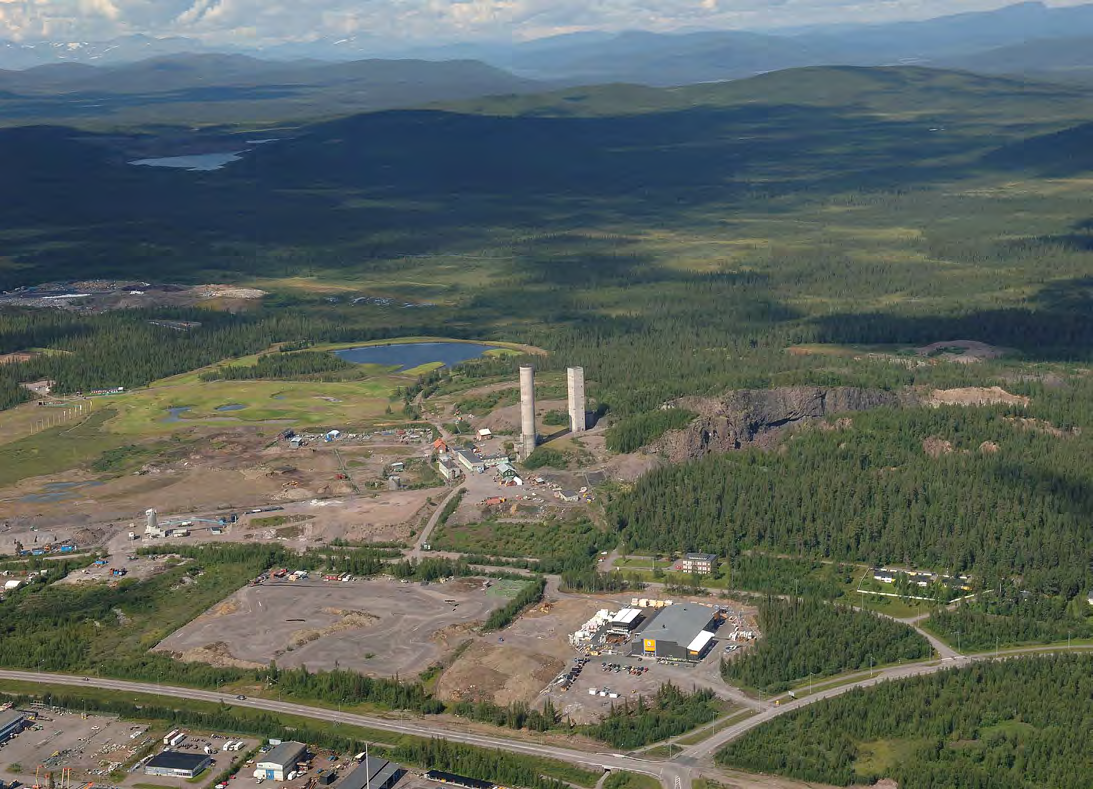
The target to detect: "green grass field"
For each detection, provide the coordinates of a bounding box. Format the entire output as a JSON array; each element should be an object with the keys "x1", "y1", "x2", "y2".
[{"x1": 0, "y1": 335, "x2": 534, "y2": 487}]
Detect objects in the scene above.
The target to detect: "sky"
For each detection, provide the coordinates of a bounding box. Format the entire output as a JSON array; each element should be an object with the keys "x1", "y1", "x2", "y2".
[{"x1": 0, "y1": 0, "x2": 1089, "y2": 44}]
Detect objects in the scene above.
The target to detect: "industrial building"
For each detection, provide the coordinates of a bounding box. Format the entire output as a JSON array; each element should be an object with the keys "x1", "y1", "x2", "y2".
[
  {"x1": 679, "y1": 553, "x2": 717, "y2": 575},
  {"x1": 454, "y1": 449, "x2": 486, "y2": 474},
  {"x1": 608, "y1": 608, "x2": 644, "y2": 635},
  {"x1": 0, "y1": 710, "x2": 26, "y2": 744},
  {"x1": 437, "y1": 456, "x2": 463, "y2": 481},
  {"x1": 632, "y1": 603, "x2": 718, "y2": 662},
  {"x1": 144, "y1": 752, "x2": 213, "y2": 779},
  {"x1": 519, "y1": 365, "x2": 536, "y2": 461},
  {"x1": 339, "y1": 757, "x2": 403, "y2": 789},
  {"x1": 567, "y1": 367, "x2": 587, "y2": 433},
  {"x1": 496, "y1": 462, "x2": 522, "y2": 484},
  {"x1": 256, "y1": 741, "x2": 308, "y2": 781}
]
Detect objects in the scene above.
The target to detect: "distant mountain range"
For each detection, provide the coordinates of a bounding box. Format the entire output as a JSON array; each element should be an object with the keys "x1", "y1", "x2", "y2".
[
  {"x1": 7, "y1": 1, "x2": 1093, "y2": 86},
  {"x1": 0, "y1": 54, "x2": 543, "y2": 128}
]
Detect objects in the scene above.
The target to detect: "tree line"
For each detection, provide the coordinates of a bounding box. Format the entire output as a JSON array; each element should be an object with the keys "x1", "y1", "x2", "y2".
[
  {"x1": 718, "y1": 654, "x2": 1093, "y2": 788},
  {"x1": 720, "y1": 597, "x2": 932, "y2": 693}
]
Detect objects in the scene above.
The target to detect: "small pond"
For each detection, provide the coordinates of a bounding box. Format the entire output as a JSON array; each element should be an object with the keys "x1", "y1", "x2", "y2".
[
  {"x1": 216, "y1": 404, "x2": 247, "y2": 412},
  {"x1": 20, "y1": 480, "x2": 104, "y2": 503},
  {"x1": 334, "y1": 342, "x2": 500, "y2": 371}
]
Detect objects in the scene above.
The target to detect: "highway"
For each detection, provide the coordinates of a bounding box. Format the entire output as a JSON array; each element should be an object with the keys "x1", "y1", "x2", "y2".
[
  {"x1": 2, "y1": 652, "x2": 1091, "y2": 788},
  {"x1": 4, "y1": 645, "x2": 1093, "y2": 789},
  {"x1": 0, "y1": 669, "x2": 690, "y2": 789}
]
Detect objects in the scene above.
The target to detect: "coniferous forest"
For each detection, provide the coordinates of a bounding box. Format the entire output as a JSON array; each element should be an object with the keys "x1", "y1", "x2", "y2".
[
  {"x1": 718, "y1": 655, "x2": 1093, "y2": 789},
  {"x1": 720, "y1": 598, "x2": 932, "y2": 692}
]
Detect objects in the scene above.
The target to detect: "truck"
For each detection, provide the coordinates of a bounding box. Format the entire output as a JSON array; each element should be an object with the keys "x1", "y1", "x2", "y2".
[
  {"x1": 273, "y1": 569, "x2": 288, "y2": 578},
  {"x1": 163, "y1": 730, "x2": 180, "y2": 745},
  {"x1": 169, "y1": 733, "x2": 186, "y2": 748}
]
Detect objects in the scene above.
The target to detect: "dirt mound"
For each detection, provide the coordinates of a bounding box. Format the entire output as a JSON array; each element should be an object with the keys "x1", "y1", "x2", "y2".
[
  {"x1": 72, "y1": 527, "x2": 106, "y2": 546},
  {"x1": 289, "y1": 609, "x2": 379, "y2": 648},
  {"x1": 209, "y1": 600, "x2": 240, "y2": 617},
  {"x1": 191, "y1": 285, "x2": 266, "y2": 300},
  {"x1": 435, "y1": 641, "x2": 563, "y2": 706},
  {"x1": 177, "y1": 642, "x2": 265, "y2": 669},
  {"x1": 926, "y1": 387, "x2": 1029, "y2": 407},
  {"x1": 979, "y1": 441, "x2": 1001, "y2": 454}
]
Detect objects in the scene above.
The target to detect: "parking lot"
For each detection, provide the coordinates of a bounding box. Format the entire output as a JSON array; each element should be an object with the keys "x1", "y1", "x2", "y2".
[
  {"x1": 0, "y1": 710, "x2": 151, "y2": 785},
  {"x1": 539, "y1": 653, "x2": 672, "y2": 724},
  {"x1": 0, "y1": 710, "x2": 259, "y2": 789}
]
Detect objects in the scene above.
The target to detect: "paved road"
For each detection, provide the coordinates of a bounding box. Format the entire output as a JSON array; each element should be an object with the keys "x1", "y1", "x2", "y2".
[
  {"x1": 0, "y1": 670, "x2": 689, "y2": 789},
  {"x1": 680, "y1": 642, "x2": 1093, "y2": 764},
  {"x1": 4, "y1": 646, "x2": 1092, "y2": 789},
  {"x1": 407, "y1": 483, "x2": 464, "y2": 561}
]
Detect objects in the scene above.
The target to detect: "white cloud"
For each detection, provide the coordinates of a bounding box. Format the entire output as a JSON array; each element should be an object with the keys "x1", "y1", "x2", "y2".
[{"x1": 0, "y1": 0, "x2": 1089, "y2": 43}]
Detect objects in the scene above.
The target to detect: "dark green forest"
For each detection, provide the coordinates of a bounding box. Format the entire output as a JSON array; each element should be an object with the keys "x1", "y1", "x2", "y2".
[
  {"x1": 720, "y1": 598, "x2": 932, "y2": 692},
  {"x1": 718, "y1": 654, "x2": 1093, "y2": 788},
  {"x1": 925, "y1": 585, "x2": 1093, "y2": 652},
  {"x1": 612, "y1": 402, "x2": 1093, "y2": 595},
  {"x1": 200, "y1": 350, "x2": 356, "y2": 381},
  {"x1": 585, "y1": 683, "x2": 721, "y2": 748}
]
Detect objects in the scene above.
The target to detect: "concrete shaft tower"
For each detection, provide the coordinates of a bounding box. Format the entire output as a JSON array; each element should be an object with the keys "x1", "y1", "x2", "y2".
[
  {"x1": 519, "y1": 365, "x2": 537, "y2": 460},
  {"x1": 145, "y1": 508, "x2": 158, "y2": 531},
  {"x1": 567, "y1": 367, "x2": 587, "y2": 433}
]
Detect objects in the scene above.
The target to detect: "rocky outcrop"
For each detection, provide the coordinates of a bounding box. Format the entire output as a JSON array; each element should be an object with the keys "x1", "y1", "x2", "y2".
[{"x1": 655, "y1": 386, "x2": 907, "y2": 462}]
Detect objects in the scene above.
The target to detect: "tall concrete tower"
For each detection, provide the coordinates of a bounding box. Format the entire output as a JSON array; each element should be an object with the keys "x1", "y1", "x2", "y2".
[
  {"x1": 519, "y1": 365, "x2": 536, "y2": 460},
  {"x1": 145, "y1": 508, "x2": 158, "y2": 532},
  {"x1": 567, "y1": 367, "x2": 587, "y2": 433}
]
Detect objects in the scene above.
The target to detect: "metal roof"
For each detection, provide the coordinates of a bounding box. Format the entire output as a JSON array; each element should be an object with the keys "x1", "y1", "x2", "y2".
[
  {"x1": 638, "y1": 603, "x2": 715, "y2": 647},
  {"x1": 686, "y1": 630, "x2": 716, "y2": 653},
  {"x1": 611, "y1": 608, "x2": 642, "y2": 625},
  {"x1": 0, "y1": 710, "x2": 25, "y2": 730},
  {"x1": 146, "y1": 751, "x2": 212, "y2": 771},
  {"x1": 258, "y1": 741, "x2": 307, "y2": 768},
  {"x1": 339, "y1": 758, "x2": 402, "y2": 789}
]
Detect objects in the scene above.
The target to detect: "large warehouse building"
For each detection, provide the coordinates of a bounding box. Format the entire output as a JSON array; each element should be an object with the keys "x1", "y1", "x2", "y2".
[
  {"x1": 145, "y1": 752, "x2": 213, "y2": 778},
  {"x1": 339, "y1": 757, "x2": 404, "y2": 789},
  {"x1": 256, "y1": 741, "x2": 308, "y2": 781},
  {"x1": 0, "y1": 710, "x2": 26, "y2": 744},
  {"x1": 632, "y1": 604, "x2": 718, "y2": 662}
]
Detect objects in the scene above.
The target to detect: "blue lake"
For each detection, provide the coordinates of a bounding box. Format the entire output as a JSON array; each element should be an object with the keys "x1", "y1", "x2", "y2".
[
  {"x1": 334, "y1": 342, "x2": 499, "y2": 371},
  {"x1": 216, "y1": 404, "x2": 247, "y2": 412}
]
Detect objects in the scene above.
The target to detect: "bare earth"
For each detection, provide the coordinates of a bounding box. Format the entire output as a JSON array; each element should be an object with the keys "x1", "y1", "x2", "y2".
[
  {"x1": 926, "y1": 386, "x2": 1030, "y2": 407},
  {"x1": 156, "y1": 576, "x2": 507, "y2": 677}
]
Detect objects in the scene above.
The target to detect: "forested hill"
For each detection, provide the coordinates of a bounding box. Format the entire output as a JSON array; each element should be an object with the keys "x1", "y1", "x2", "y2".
[
  {"x1": 611, "y1": 403, "x2": 1093, "y2": 592},
  {"x1": 0, "y1": 54, "x2": 545, "y2": 129},
  {"x1": 442, "y1": 65, "x2": 1093, "y2": 125}
]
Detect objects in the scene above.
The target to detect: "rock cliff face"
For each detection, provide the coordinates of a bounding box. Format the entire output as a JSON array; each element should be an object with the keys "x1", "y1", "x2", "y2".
[{"x1": 655, "y1": 387, "x2": 907, "y2": 462}]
